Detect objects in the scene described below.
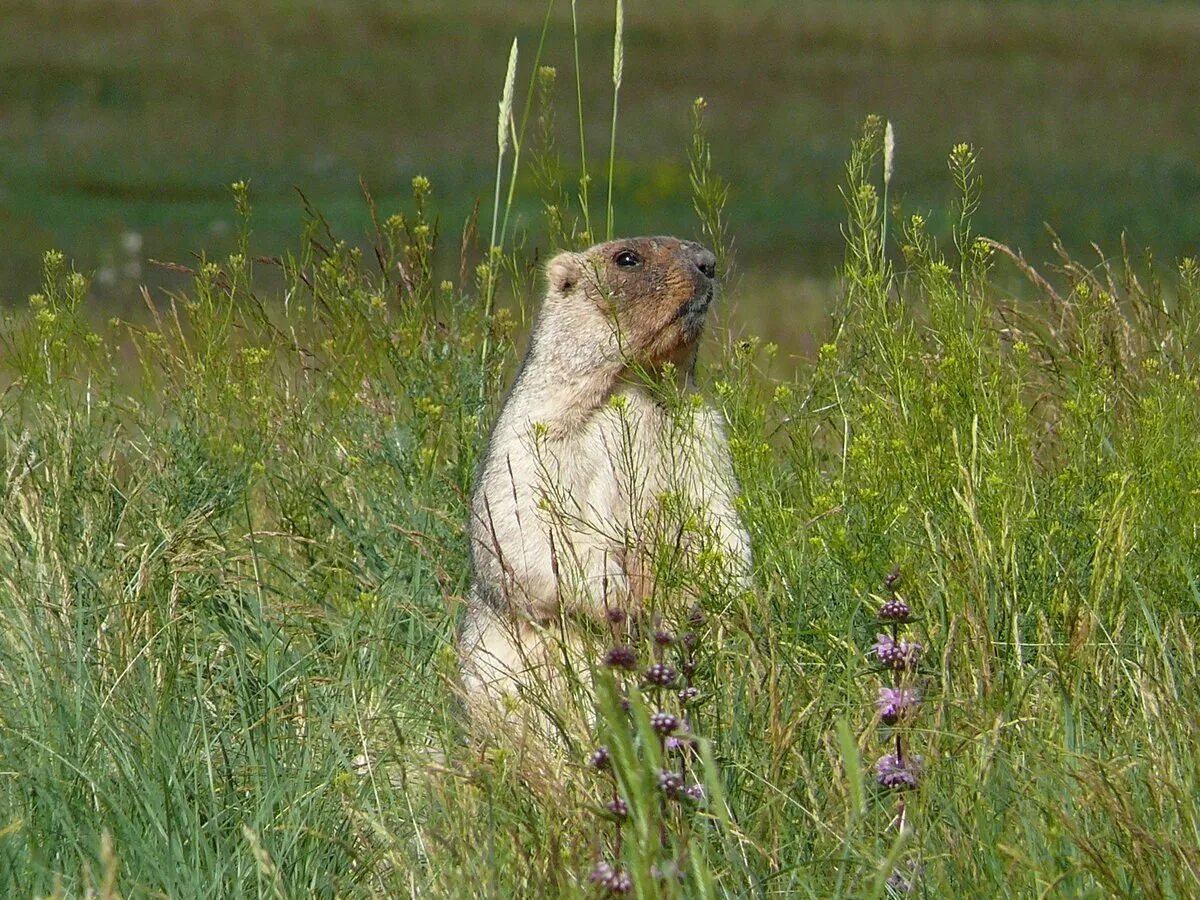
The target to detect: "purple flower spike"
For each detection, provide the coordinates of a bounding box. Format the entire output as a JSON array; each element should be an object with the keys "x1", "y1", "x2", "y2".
[
  {"x1": 604, "y1": 645, "x2": 637, "y2": 670},
  {"x1": 650, "y1": 712, "x2": 679, "y2": 735},
  {"x1": 643, "y1": 663, "x2": 677, "y2": 687},
  {"x1": 878, "y1": 597, "x2": 912, "y2": 622},
  {"x1": 665, "y1": 718, "x2": 695, "y2": 753},
  {"x1": 658, "y1": 770, "x2": 684, "y2": 796},
  {"x1": 875, "y1": 752, "x2": 923, "y2": 790},
  {"x1": 871, "y1": 633, "x2": 922, "y2": 670},
  {"x1": 684, "y1": 783, "x2": 705, "y2": 802},
  {"x1": 678, "y1": 686, "x2": 700, "y2": 704},
  {"x1": 589, "y1": 861, "x2": 633, "y2": 894},
  {"x1": 589, "y1": 746, "x2": 611, "y2": 770},
  {"x1": 653, "y1": 629, "x2": 675, "y2": 646},
  {"x1": 609, "y1": 871, "x2": 633, "y2": 894},
  {"x1": 605, "y1": 797, "x2": 629, "y2": 819},
  {"x1": 605, "y1": 607, "x2": 627, "y2": 625},
  {"x1": 875, "y1": 686, "x2": 922, "y2": 724}
]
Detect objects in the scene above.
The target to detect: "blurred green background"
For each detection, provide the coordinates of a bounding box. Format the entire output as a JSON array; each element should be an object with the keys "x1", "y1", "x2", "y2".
[{"x1": 2, "y1": 0, "x2": 1198, "y2": 337}]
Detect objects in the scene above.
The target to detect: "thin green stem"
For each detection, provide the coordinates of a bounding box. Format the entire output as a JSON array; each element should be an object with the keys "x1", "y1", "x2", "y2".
[
  {"x1": 606, "y1": 97, "x2": 619, "y2": 242},
  {"x1": 606, "y1": 0, "x2": 624, "y2": 241},
  {"x1": 571, "y1": 0, "x2": 593, "y2": 239},
  {"x1": 480, "y1": 38, "x2": 519, "y2": 400},
  {"x1": 499, "y1": 1, "x2": 557, "y2": 253}
]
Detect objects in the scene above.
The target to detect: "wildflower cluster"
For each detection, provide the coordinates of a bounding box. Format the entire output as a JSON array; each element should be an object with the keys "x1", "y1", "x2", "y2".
[
  {"x1": 584, "y1": 603, "x2": 709, "y2": 894},
  {"x1": 870, "y1": 569, "x2": 924, "y2": 891}
]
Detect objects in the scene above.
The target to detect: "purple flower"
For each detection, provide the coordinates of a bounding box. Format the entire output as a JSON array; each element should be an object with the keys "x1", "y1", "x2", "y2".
[
  {"x1": 653, "y1": 629, "x2": 675, "y2": 646},
  {"x1": 658, "y1": 770, "x2": 684, "y2": 796},
  {"x1": 605, "y1": 607, "x2": 627, "y2": 625},
  {"x1": 589, "y1": 746, "x2": 611, "y2": 770},
  {"x1": 588, "y1": 860, "x2": 614, "y2": 885},
  {"x1": 677, "y1": 686, "x2": 699, "y2": 704},
  {"x1": 884, "y1": 568, "x2": 902, "y2": 589},
  {"x1": 588, "y1": 860, "x2": 632, "y2": 894},
  {"x1": 875, "y1": 752, "x2": 922, "y2": 790},
  {"x1": 878, "y1": 597, "x2": 911, "y2": 622},
  {"x1": 604, "y1": 646, "x2": 637, "y2": 670},
  {"x1": 684, "y1": 783, "x2": 705, "y2": 802},
  {"x1": 664, "y1": 720, "x2": 694, "y2": 752},
  {"x1": 608, "y1": 871, "x2": 633, "y2": 893},
  {"x1": 871, "y1": 634, "x2": 922, "y2": 670},
  {"x1": 605, "y1": 797, "x2": 628, "y2": 819},
  {"x1": 875, "y1": 686, "x2": 922, "y2": 724},
  {"x1": 650, "y1": 712, "x2": 679, "y2": 735},
  {"x1": 682, "y1": 632, "x2": 699, "y2": 649},
  {"x1": 643, "y1": 663, "x2": 677, "y2": 687},
  {"x1": 681, "y1": 659, "x2": 698, "y2": 678}
]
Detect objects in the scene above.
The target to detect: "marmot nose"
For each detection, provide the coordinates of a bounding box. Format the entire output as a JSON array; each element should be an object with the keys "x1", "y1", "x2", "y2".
[{"x1": 685, "y1": 242, "x2": 717, "y2": 280}]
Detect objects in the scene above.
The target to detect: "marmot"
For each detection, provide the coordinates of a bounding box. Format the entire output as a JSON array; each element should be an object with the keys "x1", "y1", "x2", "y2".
[{"x1": 460, "y1": 236, "x2": 751, "y2": 731}]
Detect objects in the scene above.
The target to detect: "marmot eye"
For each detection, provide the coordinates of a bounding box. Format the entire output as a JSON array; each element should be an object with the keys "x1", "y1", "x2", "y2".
[{"x1": 613, "y1": 249, "x2": 641, "y2": 268}]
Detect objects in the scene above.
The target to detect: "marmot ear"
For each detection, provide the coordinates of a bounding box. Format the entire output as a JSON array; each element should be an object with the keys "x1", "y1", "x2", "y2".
[{"x1": 546, "y1": 251, "x2": 584, "y2": 297}]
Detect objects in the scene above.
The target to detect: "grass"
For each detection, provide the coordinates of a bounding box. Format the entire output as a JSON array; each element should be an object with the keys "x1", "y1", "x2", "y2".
[
  {"x1": 2, "y1": 0, "x2": 1199, "y2": 337},
  {"x1": 2, "y1": 5, "x2": 1200, "y2": 896}
]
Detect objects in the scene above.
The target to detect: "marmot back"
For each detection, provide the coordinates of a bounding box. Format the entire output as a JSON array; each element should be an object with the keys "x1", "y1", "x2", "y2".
[{"x1": 460, "y1": 236, "x2": 751, "y2": 732}]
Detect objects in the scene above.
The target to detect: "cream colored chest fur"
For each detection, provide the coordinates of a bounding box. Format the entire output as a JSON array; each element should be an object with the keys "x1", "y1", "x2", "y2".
[{"x1": 469, "y1": 383, "x2": 748, "y2": 623}]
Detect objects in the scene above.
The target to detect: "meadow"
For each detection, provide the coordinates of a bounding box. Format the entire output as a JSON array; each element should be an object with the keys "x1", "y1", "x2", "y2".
[
  {"x1": 2, "y1": 2, "x2": 1200, "y2": 897},
  {"x1": 2, "y1": 0, "x2": 1200, "y2": 344}
]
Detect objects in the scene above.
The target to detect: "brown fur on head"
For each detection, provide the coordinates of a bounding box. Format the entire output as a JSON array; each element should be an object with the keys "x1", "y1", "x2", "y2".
[{"x1": 542, "y1": 236, "x2": 717, "y2": 373}]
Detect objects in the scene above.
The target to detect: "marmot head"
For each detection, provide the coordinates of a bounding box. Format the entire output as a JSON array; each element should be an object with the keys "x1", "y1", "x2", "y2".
[{"x1": 540, "y1": 236, "x2": 718, "y2": 373}]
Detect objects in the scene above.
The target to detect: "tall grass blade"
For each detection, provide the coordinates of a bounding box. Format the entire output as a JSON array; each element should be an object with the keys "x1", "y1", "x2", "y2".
[
  {"x1": 571, "y1": 0, "x2": 593, "y2": 239},
  {"x1": 479, "y1": 37, "x2": 519, "y2": 389},
  {"x1": 606, "y1": 0, "x2": 625, "y2": 241}
]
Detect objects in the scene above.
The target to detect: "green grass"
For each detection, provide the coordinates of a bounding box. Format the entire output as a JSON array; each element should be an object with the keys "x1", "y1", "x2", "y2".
[
  {"x1": 4, "y1": 5, "x2": 1200, "y2": 894},
  {"x1": 2, "y1": 0, "x2": 1199, "y2": 339},
  {"x1": 1, "y1": 92, "x2": 1199, "y2": 894}
]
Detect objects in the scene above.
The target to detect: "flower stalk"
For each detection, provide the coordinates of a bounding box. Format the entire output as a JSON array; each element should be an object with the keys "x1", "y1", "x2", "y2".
[
  {"x1": 584, "y1": 605, "x2": 711, "y2": 893},
  {"x1": 870, "y1": 568, "x2": 924, "y2": 891}
]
